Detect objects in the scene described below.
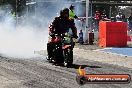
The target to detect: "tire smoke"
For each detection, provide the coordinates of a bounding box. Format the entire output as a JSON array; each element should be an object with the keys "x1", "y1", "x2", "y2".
[{"x1": 0, "y1": 1, "x2": 83, "y2": 58}]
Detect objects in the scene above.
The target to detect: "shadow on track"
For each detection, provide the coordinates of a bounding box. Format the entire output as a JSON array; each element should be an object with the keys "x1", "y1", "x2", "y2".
[{"x1": 67, "y1": 64, "x2": 102, "y2": 69}]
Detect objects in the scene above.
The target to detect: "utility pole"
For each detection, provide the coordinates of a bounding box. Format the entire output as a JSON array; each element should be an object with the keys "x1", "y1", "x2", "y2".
[
  {"x1": 84, "y1": 0, "x2": 90, "y2": 43},
  {"x1": 109, "y1": 6, "x2": 112, "y2": 19},
  {"x1": 16, "y1": 0, "x2": 18, "y2": 26},
  {"x1": 90, "y1": 0, "x2": 92, "y2": 32}
]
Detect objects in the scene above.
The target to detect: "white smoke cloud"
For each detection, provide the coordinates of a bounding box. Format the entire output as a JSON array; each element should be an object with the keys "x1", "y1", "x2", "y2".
[
  {"x1": 0, "y1": 20, "x2": 48, "y2": 58},
  {"x1": 0, "y1": 1, "x2": 84, "y2": 58},
  {"x1": 0, "y1": 4, "x2": 48, "y2": 58}
]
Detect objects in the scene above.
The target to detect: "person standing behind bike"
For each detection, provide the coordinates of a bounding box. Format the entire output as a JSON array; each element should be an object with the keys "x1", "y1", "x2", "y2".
[
  {"x1": 69, "y1": 5, "x2": 78, "y2": 35},
  {"x1": 69, "y1": 5, "x2": 78, "y2": 21}
]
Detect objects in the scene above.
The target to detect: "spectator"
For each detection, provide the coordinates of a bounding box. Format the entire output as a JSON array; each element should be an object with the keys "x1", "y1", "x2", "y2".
[
  {"x1": 128, "y1": 13, "x2": 132, "y2": 31},
  {"x1": 94, "y1": 10, "x2": 101, "y2": 31},
  {"x1": 122, "y1": 14, "x2": 126, "y2": 22},
  {"x1": 101, "y1": 10, "x2": 107, "y2": 20},
  {"x1": 116, "y1": 12, "x2": 122, "y2": 21}
]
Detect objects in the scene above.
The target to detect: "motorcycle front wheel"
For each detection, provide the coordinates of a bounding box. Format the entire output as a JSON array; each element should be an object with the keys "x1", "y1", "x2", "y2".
[{"x1": 63, "y1": 48, "x2": 73, "y2": 67}]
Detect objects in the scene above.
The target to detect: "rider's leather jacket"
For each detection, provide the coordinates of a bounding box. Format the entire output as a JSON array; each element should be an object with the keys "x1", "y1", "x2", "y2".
[{"x1": 49, "y1": 16, "x2": 77, "y2": 37}]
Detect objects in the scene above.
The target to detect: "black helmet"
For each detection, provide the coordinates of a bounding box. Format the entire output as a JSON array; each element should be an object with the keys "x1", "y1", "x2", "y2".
[
  {"x1": 60, "y1": 8, "x2": 69, "y2": 16},
  {"x1": 70, "y1": 5, "x2": 75, "y2": 10}
]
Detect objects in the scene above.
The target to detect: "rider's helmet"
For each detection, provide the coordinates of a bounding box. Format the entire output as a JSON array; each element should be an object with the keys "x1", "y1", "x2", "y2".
[{"x1": 60, "y1": 8, "x2": 69, "y2": 18}]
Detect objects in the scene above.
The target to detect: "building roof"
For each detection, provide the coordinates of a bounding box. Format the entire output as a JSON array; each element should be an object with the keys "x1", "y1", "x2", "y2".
[
  {"x1": 89, "y1": 0, "x2": 132, "y2": 1},
  {"x1": 81, "y1": 0, "x2": 132, "y2": 6}
]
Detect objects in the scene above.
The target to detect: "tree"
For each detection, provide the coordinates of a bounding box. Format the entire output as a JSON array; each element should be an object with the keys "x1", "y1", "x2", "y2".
[
  {"x1": 16, "y1": 0, "x2": 26, "y2": 16},
  {"x1": 0, "y1": 0, "x2": 26, "y2": 16}
]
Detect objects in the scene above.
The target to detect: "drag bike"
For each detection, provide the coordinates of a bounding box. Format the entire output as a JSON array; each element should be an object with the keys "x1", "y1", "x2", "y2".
[{"x1": 46, "y1": 32, "x2": 76, "y2": 67}]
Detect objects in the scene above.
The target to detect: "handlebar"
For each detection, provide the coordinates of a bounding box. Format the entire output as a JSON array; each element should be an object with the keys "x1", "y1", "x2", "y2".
[{"x1": 50, "y1": 33, "x2": 78, "y2": 39}]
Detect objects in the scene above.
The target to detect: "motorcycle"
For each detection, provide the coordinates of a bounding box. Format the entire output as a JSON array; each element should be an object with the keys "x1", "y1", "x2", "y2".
[{"x1": 46, "y1": 32, "x2": 76, "y2": 67}]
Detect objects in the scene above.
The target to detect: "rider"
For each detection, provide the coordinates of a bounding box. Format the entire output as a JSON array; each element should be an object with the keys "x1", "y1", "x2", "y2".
[{"x1": 47, "y1": 8, "x2": 78, "y2": 61}]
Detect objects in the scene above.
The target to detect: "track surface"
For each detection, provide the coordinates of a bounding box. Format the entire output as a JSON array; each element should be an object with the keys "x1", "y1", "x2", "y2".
[{"x1": 0, "y1": 55, "x2": 131, "y2": 88}]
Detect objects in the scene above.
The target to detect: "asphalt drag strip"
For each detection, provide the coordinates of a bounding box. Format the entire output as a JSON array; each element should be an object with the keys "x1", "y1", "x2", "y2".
[{"x1": 0, "y1": 55, "x2": 131, "y2": 88}]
